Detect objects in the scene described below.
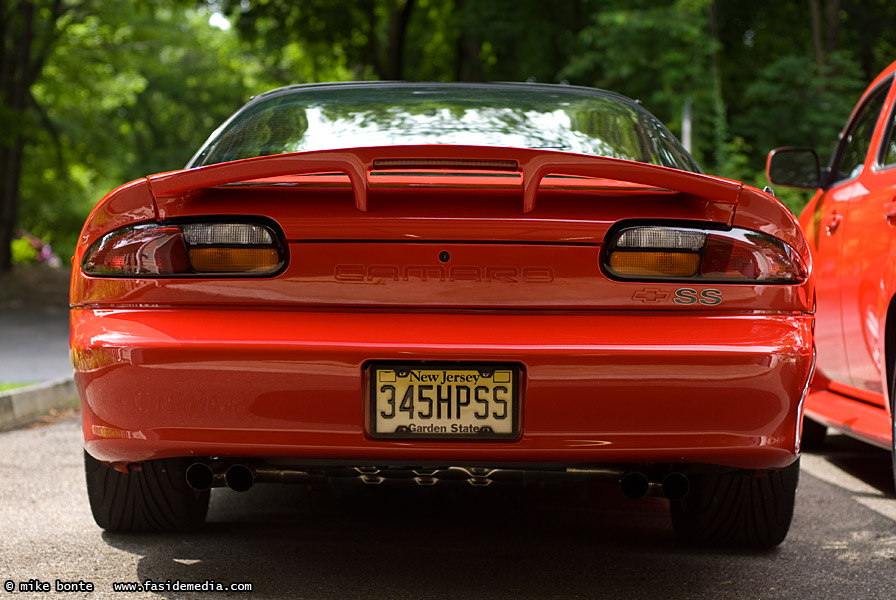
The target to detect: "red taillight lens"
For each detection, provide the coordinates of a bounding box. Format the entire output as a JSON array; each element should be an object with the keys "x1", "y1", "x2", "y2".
[
  {"x1": 82, "y1": 226, "x2": 189, "y2": 275},
  {"x1": 82, "y1": 222, "x2": 284, "y2": 277},
  {"x1": 700, "y1": 231, "x2": 805, "y2": 282},
  {"x1": 604, "y1": 225, "x2": 806, "y2": 283}
]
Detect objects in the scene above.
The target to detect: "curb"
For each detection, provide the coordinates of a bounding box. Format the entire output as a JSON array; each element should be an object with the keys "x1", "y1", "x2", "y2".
[{"x1": 0, "y1": 377, "x2": 79, "y2": 430}]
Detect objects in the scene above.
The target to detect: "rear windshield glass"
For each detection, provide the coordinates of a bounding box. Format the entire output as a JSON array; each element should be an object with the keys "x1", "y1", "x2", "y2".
[{"x1": 190, "y1": 84, "x2": 699, "y2": 172}]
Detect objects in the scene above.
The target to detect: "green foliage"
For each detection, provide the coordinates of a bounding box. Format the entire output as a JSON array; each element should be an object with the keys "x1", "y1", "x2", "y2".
[
  {"x1": 4, "y1": 0, "x2": 896, "y2": 262},
  {"x1": 225, "y1": 0, "x2": 393, "y2": 81},
  {"x1": 16, "y1": 2, "x2": 274, "y2": 263},
  {"x1": 733, "y1": 51, "x2": 866, "y2": 166},
  {"x1": 562, "y1": 0, "x2": 718, "y2": 164},
  {"x1": 10, "y1": 237, "x2": 38, "y2": 264},
  {"x1": 0, "y1": 383, "x2": 34, "y2": 392},
  {"x1": 452, "y1": 0, "x2": 590, "y2": 83}
]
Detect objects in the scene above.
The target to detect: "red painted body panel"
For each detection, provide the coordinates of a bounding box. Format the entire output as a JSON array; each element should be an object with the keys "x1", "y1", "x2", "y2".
[
  {"x1": 71, "y1": 243, "x2": 810, "y2": 312},
  {"x1": 805, "y1": 391, "x2": 890, "y2": 450},
  {"x1": 839, "y1": 164, "x2": 896, "y2": 394},
  {"x1": 71, "y1": 176, "x2": 811, "y2": 314},
  {"x1": 73, "y1": 307, "x2": 812, "y2": 470},
  {"x1": 72, "y1": 141, "x2": 814, "y2": 473},
  {"x1": 796, "y1": 60, "x2": 896, "y2": 448}
]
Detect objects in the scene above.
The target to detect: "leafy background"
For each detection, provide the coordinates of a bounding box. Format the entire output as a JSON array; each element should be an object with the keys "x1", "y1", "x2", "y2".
[{"x1": 2, "y1": 0, "x2": 893, "y2": 269}]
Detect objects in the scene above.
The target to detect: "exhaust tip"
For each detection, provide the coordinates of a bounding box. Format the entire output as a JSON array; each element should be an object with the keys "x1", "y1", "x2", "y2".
[
  {"x1": 661, "y1": 472, "x2": 690, "y2": 500},
  {"x1": 619, "y1": 472, "x2": 649, "y2": 500},
  {"x1": 225, "y1": 464, "x2": 256, "y2": 492},
  {"x1": 185, "y1": 462, "x2": 215, "y2": 491}
]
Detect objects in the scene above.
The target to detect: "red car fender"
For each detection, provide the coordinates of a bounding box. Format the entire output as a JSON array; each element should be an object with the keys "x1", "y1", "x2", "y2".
[{"x1": 730, "y1": 185, "x2": 815, "y2": 311}]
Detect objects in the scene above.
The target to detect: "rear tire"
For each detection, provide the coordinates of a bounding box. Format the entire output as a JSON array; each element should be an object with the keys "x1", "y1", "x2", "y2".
[
  {"x1": 801, "y1": 417, "x2": 828, "y2": 450},
  {"x1": 670, "y1": 459, "x2": 799, "y2": 548},
  {"x1": 84, "y1": 451, "x2": 209, "y2": 532}
]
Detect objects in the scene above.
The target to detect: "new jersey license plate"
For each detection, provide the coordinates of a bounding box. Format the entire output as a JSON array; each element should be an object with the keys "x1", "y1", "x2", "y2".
[{"x1": 369, "y1": 364, "x2": 519, "y2": 439}]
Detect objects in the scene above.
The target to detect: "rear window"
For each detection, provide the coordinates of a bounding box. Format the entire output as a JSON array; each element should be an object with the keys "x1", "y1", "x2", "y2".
[{"x1": 189, "y1": 84, "x2": 699, "y2": 172}]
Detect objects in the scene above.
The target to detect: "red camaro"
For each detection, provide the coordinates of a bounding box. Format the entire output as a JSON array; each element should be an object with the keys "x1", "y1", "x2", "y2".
[
  {"x1": 72, "y1": 82, "x2": 814, "y2": 547},
  {"x1": 767, "y1": 60, "x2": 896, "y2": 482}
]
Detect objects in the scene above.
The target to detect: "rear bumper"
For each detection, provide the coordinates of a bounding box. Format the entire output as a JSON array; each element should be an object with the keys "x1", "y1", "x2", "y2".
[{"x1": 71, "y1": 308, "x2": 813, "y2": 470}]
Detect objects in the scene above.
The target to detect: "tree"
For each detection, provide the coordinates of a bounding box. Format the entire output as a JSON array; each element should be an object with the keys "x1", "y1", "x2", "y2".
[
  {"x1": 0, "y1": 0, "x2": 77, "y2": 272},
  {"x1": 8, "y1": 0, "x2": 896, "y2": 267},
  {"x1": 13, "y1": 2, "x2": 273, "y2": 264},
  {"x1": 225, "y1": 0, "x2": 592, "y2": 84},
  {"x1": 561, "y1": 0, "x2": 720, "y2": 167},
  {"x1": 226, "y1": 0, "x2": 417, "y2": 81}
]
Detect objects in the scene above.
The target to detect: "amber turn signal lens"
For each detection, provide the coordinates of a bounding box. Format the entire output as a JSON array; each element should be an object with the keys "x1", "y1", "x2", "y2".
[
  {"x1": 188, "y1": 247, "x2": 281, "y2": 273},
  {"x1": 608, "y1": 251, "x2": 700, "y2": 278}
]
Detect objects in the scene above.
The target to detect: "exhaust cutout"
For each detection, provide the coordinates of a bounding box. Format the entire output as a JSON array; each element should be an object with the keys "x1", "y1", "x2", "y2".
[
  {"x1": 185, "y1": 463, "x2": 217, "y2": 491},
  {"x1": 661, "y1": 472, "x2": 690, "y2": 500},
  {"x1": 619, "y1": 472, "x2": 650, "y2": 500},
  {"x1": 225, "y1": 464, "x2": 256, "y2": 492}
]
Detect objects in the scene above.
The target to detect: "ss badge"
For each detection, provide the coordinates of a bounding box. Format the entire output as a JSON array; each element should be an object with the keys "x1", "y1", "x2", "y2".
[{"x1": 673, "y1": 288, "x2": 722, "y2": 306}]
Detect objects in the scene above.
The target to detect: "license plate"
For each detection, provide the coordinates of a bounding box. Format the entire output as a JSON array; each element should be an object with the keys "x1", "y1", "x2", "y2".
[{"x1": 369, "y1": 364, "x2": 519, "y2": 439}]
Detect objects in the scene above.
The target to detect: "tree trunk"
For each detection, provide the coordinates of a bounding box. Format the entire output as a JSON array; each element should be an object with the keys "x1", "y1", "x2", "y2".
[
  {"x1": 824, "y1": 0, "x2": 839, "y2": 56},
  {"x1": 0, "y1": 1, "x2": 34, "y2": 273},
  {"x1": 0, "y1": 0, "x2": 67, "y2": 272},
  {"x1": 809, "y1": 0, "x2": 840, "y2": 69},
  {"x1": 454, "y1": 32, "x2": 482, "y2": 82},
  {"x1": 383, "y1": 0, "x2": 415, "y2": 80},
  {"x1": 809, "y1": 0, "x2": 825, "y2": 68}
]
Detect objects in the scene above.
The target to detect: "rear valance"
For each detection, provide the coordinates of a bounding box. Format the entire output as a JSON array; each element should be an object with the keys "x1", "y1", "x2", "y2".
[{"x1": 147, "y1": 145, "x2": 743, "y2": 215}]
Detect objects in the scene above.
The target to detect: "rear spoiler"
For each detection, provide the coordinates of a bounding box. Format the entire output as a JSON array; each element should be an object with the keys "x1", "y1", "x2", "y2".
[{"x1": 147, "y1": 145, "x2": 743, "y2": 214}]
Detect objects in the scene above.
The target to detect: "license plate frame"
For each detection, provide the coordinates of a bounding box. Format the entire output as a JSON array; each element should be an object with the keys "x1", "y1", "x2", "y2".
[{"x1": 368, "y1": 362, "x2": 520, "y2": 440}]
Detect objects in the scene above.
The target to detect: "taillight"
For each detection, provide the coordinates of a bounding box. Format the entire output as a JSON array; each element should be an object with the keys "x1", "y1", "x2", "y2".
[
  {"x1": 604, "y1": 225, "x2": 806, "y2": 283},
  {"x1": 82, "y1": 222, "x2": 284, "y2": 277}
]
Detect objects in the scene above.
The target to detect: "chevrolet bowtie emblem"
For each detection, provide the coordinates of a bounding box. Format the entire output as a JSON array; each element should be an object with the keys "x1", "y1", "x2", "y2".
[{"x1": 632, "y1": 288, "x2": 670, "y2": 303}]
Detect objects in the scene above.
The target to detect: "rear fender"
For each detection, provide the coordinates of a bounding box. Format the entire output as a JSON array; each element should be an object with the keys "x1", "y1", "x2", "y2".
[{"x1": 73, "y1": 179, "x2": 157, "y2": 268}]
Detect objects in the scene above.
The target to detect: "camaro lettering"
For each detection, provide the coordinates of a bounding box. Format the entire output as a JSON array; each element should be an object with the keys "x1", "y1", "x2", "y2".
[
  {"x1": 403, "y1": 266, "x2": 447, "y2": 282},
  {"x1": 673, "y1": 288, "x2": 722, "y2": 305},
  {"x1": 449, "y1": 266, "x2": 482, "y2": 281},
  {"x1": 335, "y1": 264, "x2": 553, "y2": 283}
]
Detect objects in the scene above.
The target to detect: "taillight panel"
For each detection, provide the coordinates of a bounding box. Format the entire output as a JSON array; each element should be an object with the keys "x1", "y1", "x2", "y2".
[
  {"x1": 603, "y1": 224, "x2": 807, "y2": 284},
  {"x1": 82, "y1": 221, "x2": 286, "y2": 277}
]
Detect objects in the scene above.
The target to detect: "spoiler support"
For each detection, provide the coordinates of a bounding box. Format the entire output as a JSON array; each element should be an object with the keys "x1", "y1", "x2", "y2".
[{"x1": 148, "y1": 145, "x2": 743, "y2": 215}]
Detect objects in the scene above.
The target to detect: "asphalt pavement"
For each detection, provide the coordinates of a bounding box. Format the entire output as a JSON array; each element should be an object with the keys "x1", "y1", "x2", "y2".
[
  {"x1": 0, "y1": 265, "x2": 72, "y2": 384},
  {"x1": 1, "y1": 418, "x2": 895, "y2": 600},
  {"x1": 2, "y1": 266, "x2": 896, "y2": 598}
]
